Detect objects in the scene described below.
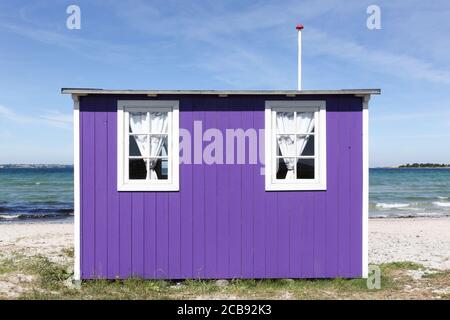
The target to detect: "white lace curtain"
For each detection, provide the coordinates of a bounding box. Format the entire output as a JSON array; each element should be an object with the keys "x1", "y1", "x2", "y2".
[
  {"x1": 130, "y1": 112, "x2": 168, "y2": 180},
  {"x1": 276, "y1": 112, "x2": 314, "y2": 179}
]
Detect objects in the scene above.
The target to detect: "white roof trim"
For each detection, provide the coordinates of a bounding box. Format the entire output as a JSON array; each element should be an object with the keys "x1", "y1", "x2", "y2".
[{"x1": 62, "y1": 88, "x2": 380, "y2": 96}]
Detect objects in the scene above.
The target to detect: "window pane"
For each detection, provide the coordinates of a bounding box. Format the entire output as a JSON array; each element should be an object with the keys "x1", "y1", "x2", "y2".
[
  {"x1": 149, "y1": 135, "x2": 168, "y2": 157},
  {"x1": 276, "y1": 112, "x2": 294, "y2": 133},
  {"x1": 277, "y1": 135, "x2": 296, "y2": 157},
  {"x1": 160, "y1": 159, "x2": 168, "y2": 180},
  {"x1": 149, "y1": 158, "x2": 168, "y2": 180},
  {"x1": 129, "y1": 135, "x2": 149, "y2": 157},
  {"x1": 296, "y1": 112, "x2": 314, "y2": 134},
  {"x1": 150, "y1": 112, "x2": 168, "y2": 133},
  {"x1": 298, "y1": 135, "x2": 314, "y2": 156},
  {"x1": 296, "y1": 159, "x2": 315, "y2": 179},
  {"x1": 276, "y1": 157, "x2": 295, "y2": 180},
  {"x1": 129, "y1": 159, "x2": 147, "y2": 180},
  {"x1": 129, "y1": 112, "x2": 148, "y2": 133}
]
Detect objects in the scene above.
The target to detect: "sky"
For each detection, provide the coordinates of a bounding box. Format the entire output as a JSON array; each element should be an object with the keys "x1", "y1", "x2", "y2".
[{"x1": 0, "y1": 0, "x2": 449, "y2": 167}]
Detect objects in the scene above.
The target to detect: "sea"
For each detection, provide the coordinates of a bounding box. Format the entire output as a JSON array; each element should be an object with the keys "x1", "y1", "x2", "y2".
[{"x1": 0, "y1": 167, "x2": 449, "y2": 222}]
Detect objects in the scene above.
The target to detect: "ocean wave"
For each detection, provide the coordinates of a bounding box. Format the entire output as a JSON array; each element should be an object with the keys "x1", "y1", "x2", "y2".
[
  {"x1": 369, "y1": 211, "x2": 450, "y2": 219},
  {"x1": 433, "y1": 201, "x2": 450, "y2": 207},
  {"x1": 375, "y1": 203, "x2": 410, "y2": 209},
  {"x1": 0, "y1": 211, "x2": 73, "y2": 221},
  {"x1": 0, "y1": 214, "x2": 20, "y2": 220},
  {"x1": 437, "y1": 196, "x2": 449, "y2": 200}
]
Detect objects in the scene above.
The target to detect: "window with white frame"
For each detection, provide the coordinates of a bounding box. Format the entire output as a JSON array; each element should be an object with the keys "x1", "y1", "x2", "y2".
[
  {"x1": 117, "y1": 100, "x2": 179, "y2": 191},
  {"x1": 265, "y1": 101, "x2": 326, "y2": 191}
]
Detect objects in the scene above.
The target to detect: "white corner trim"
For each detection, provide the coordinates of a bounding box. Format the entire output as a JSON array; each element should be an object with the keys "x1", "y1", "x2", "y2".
[
  {"x1": 264, "y1": 100, "x2": 327, "y2": 191},
  {"x1": 117, "y1": 100, "x2": 180, "y2": 192},
  {"x1": 72, "y1": 95, "x2": 81, "y2": 281},
  {"x1": 362, "y1": 96, "x2": 370, "y2": 278}
]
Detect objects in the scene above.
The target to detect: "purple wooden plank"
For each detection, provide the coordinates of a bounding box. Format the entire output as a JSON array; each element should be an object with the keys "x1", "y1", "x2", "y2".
[
  {"x1": 192, "y1": 111, "x2": 206, "y2": 278},
  {"x1": 119, "y1": 193, "x2": 132, "y2": 278},
  {"x1": 131, "y1": 193, "x2": 145, "y2": 277},
  {"x1": 180, "y1": 101, "x2": 193, "y2": 278},
  {"x1": 338, "y1": 97, "x2": 352, "y2": 278},
  {"x1": 168, "y1": 190, "x2": 181, "y2": 278},
  {"x1": 313, "y1": 192, "x2": 327, "y2": 277},
  {"x1": 277, "y1": 192, "x2": 291, "y2": 277},
  {"x1": 290, "y1": 192, "x2": 302, "y2": 278},
  {"x1": 144, "y1": 193, "x2": 156, "y2": 278},
  {"x1": 325, "y1": 98, "x2": 339, "y2": 278},
  {"x1": 241, "y1": 110, "x2": 254, "y2": 278},
  {"x1": 229, "y1": 109, "x2": 242, "y2": 277},
  {"x1": 94, "y1": 111, "x2": 108, "y2": 277},
  {"x1": 350, "y1": 101, "x2": 363, "y2": 277},
  {"x1": 107, "y1": 111, "x2": 120, "y2": 279},
  {"x1": 300, "y1": 192, "x2": 314, "y2": 278},
  {"x1": 216, "y1": 110, "x2": 230, "y2": 278},
  {"x1": 253, "y1": 106, "x2": 266, "y2": 278},
  {"x1": 265, "y1": 191, "x2": 277, "y2": 277},
  {"x1": 204, "y1": 110, "x2": 218, "y2": 278},
  {"x1": 156, "y1": 193, "x2": 169, "y2": 278},
  {"x1": 81, "y1": 109, "x2": 95, "y2": 279}
]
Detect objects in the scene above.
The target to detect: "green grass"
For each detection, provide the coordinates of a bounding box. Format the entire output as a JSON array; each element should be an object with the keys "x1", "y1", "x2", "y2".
[{"x1": 1, "y1": 251, "x2": 448, "y2": 300}]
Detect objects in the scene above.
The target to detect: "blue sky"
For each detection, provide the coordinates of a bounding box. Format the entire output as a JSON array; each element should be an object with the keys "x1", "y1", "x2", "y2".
[{"x1": 0, "y1": 0, "x2": 449, "y2": 167}]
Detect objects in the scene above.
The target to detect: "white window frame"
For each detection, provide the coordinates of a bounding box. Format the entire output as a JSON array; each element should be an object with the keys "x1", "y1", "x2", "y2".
[
  {"x1": 265, "y1": 100, "x2": 327, "y2": 191},
  {"x1": 117, "y1": 100, "x2": 179, "y2": 191}
]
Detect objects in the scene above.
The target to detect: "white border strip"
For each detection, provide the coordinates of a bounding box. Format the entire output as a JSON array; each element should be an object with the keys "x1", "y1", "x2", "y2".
[
  {"x1": 362, "y1": 96, "x2": 370, "y2": 278},
  {"x1": 73, "y1": 95, "x2": 81, "y2": 281}
]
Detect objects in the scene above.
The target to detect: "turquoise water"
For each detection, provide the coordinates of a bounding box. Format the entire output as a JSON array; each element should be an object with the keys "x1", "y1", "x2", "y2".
[
  {"x1": 0, "y1": 167, "x2": 449, "y2": 221},
  {"x1": 0, "y1": 168, "x2": 73, "y2": 221},
  {"x1": 370, "y1": 168, "x2": 450, "y2": 218}
]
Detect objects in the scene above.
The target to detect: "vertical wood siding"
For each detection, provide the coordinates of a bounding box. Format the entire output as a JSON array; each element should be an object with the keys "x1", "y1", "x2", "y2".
[{"x1": 79, "y1": 94, "x2": 363, "y2": 279}]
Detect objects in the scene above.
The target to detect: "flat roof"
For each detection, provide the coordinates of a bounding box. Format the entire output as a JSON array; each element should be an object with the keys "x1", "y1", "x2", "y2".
[{"x1": 61, "y1": 88, "x2": 380, "y2": 96}]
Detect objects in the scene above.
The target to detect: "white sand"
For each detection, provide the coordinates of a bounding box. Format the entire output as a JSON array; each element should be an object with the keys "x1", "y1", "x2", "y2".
[
  {"x1": 369, "y1": 217, "x2": 450, "y2": 270},
  {"x1": 0, "y1": 217, "x2": 449, "y2": 270},
  {"x1": 0, "y1": 221, "x2": 73, "y2": 264}
]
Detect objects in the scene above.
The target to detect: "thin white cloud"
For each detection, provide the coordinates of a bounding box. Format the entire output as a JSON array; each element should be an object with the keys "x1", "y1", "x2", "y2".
[
  {"x1": 0, "y1": 104, "x2": 72, "y2": 129},
  {"x1": 110, "y1": 0, "x2": 450, "y2": 87},
  {"x1": 0, "y1": 22, "x2": 143, "y2": 67},
  {"x1": 371, "y1": 111, "x2": 450, "y2": 122},
  {"x1": 2, "y1": 0, "x2": 450, "y2": 88},
  {"x1": 306, "y1": 28, "x2": 450, "y2": 86}
]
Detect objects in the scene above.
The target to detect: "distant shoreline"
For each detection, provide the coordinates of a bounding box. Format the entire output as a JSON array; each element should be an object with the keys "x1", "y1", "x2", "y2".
[
  {"x1": 1, "y1": 164, "x2": 449, "y2": 170},
  {"x1": 0, "y1": 164, "x2": 73, "y2": 169},
  {"x1": 373, "y1": 167, "x2": 450, "y2": 169}
]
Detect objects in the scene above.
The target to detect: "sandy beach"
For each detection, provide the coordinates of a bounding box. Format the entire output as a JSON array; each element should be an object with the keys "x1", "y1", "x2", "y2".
[
  {"x1": 0, "y1": 217, "x2": 449, "y2": 299},
  {"x1": 0, "y1": 217, "x2": 449, "y2": 270},
  {"x1": 369, "y1": 217, "x2": 450, "y2": 270},
  {"x1": 0, "y1": 221, "x2": 73, "y2": 264}
]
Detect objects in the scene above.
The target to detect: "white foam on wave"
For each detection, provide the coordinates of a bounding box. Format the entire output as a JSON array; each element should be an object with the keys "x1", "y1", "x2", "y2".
[
  {"x1": 437, "y1": 196, "x2": 448, "y2": 200},
  {"x1": 433, "y1": 201, "x2": 450, "y2": 207},
  {"x1": 376, "y1": 203, "x2": 410, "y2": 209},
  {"x1": 0, "y1": 214, "x2": 20, "y2": 220}
]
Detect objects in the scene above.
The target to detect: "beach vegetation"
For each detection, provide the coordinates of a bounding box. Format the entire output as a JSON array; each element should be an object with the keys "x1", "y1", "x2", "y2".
[{"x1": 0, "y1": 250, "x2": 448, "y2": 300}]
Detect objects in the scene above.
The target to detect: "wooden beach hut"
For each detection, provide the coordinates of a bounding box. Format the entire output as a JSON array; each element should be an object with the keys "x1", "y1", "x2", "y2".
[{"x1": 63, "y1": 25, "x2": 379, "y2": 280}]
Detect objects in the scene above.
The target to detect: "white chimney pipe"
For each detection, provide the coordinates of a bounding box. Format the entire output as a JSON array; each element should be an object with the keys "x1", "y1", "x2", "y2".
[{"x1": 296, "y1": 24, "x2": 304, "y2": 91}]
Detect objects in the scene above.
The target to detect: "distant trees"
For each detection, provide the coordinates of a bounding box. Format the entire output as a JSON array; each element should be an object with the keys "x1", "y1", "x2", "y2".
[{"x1": 399, "y1": 163, "x2": 450, "y2": 168}]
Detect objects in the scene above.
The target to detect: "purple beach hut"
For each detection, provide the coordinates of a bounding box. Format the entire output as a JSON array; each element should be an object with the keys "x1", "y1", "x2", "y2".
[{"x1": 63, "y1": 25, "x2": 379, "y2": 280}]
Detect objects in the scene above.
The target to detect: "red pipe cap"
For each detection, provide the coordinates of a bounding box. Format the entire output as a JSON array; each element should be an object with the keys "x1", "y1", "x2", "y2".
[{"x1": 296, "y1": 24, "x2": 304, "y2": 30}]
